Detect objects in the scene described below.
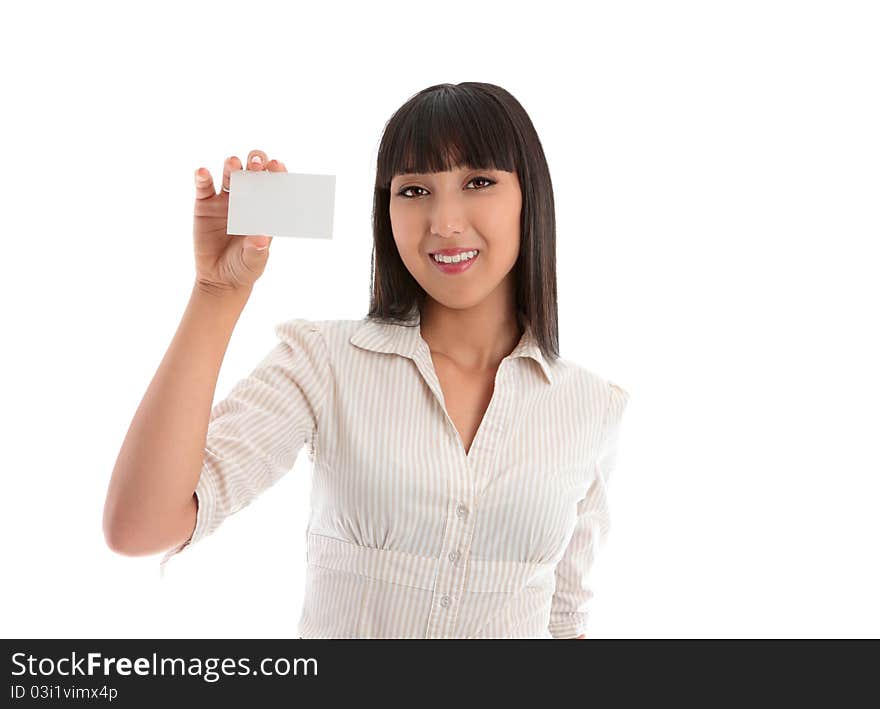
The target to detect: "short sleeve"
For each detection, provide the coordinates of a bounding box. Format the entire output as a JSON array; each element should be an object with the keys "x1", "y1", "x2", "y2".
[
  {"x1": 158, "y1": 318, "x2": 332, "y2": 576},
  {"x1": 548, "y1": 380, "x2": 630, "y2": 638}
]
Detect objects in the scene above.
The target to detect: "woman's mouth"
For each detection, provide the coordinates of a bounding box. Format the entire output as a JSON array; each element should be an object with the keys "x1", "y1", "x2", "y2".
[{"x1": 428, "y1": 249, "x2": 480, "y2": 274}]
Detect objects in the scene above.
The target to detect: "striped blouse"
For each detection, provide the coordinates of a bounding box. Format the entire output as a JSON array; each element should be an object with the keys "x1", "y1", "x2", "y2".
[{"x1": 159, "y1": 309, "x2": 629, "y2": 639}]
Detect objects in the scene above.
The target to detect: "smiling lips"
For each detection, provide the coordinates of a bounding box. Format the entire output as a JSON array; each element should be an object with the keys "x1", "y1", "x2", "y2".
[{"x1": 429, "y1": 248, "x2": 480, "y2": 274}]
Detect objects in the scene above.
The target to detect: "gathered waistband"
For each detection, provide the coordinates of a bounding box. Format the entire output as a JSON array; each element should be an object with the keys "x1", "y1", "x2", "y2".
[{"x1": 306, "y1": 532, "x2": 558, "y2": 593}]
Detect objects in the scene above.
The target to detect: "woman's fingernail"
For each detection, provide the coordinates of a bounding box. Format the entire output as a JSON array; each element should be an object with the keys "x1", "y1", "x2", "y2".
[{"x1": 251, "y1": 155, "x2": 263, "y2": 165}]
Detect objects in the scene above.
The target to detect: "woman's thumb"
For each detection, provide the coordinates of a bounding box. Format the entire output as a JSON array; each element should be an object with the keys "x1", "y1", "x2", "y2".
[
  {"x1": 240, "y1": 235, "x2": 270, "y2": 275},
  {"x1": 244, "y1": 236, "x2": 270, "y2": 251}
]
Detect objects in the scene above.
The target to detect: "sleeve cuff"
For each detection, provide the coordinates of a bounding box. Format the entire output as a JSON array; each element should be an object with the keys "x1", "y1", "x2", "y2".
[
  {"x1": 158, "y1": 466, "x2": 217, "y2": 577},
  {"x1": 548, "y1": 612, "x2": 590, "y2": 639}
]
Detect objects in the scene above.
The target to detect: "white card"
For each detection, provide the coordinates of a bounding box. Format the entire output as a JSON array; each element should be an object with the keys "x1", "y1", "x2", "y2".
[{"x1": 226, "y1": 169, "x2": 336, "y2": 239}]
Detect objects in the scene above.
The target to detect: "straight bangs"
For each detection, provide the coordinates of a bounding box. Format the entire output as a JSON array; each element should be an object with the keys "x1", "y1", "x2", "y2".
[{"x1": 376, "y1": 84, "x2": 520, "y2": 189}]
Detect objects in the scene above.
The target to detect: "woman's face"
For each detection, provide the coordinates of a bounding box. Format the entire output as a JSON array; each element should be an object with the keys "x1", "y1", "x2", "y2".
[{"x1": 389, "y1": 166, "x2": 522, "y2": 311}]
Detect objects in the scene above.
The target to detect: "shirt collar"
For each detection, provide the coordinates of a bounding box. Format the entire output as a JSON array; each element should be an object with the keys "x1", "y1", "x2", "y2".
[{"x1": 349, "y1": 309, "x2": 553, "y2": 385}]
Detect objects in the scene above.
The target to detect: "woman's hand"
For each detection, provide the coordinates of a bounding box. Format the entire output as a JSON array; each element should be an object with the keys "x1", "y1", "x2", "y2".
[{"x1": 191, "y1": 148, "x2": 288, "y2": 296}]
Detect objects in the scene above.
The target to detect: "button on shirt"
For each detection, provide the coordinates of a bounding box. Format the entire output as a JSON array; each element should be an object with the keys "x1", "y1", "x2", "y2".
[{"x1": 159, "y1": 310, "x2": 630, "y2": 639}]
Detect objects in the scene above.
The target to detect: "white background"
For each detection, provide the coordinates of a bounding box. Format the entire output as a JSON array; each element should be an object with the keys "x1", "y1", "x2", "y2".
[{"x1": 2, "y1": 0, "x2": 878, "y2": 638}]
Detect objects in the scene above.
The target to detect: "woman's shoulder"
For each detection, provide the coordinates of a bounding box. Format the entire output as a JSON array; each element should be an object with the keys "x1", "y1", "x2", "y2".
[
  {"x1": 272, "y1": 316, "x2": 373, "y2": 354},
  {"x1": 553, "y1": 354, "x2": 629, "y2": 407}
]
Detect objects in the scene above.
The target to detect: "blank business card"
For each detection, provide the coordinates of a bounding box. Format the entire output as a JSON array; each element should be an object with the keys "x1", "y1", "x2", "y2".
[{"x1": 227, "y1": 169, "x2": 336, "y2": 239}]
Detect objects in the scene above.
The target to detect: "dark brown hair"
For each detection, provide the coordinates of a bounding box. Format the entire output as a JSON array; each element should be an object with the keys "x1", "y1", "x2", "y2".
[{"x1": 366, "y1": 81, "x2": 559, "y2": 361}]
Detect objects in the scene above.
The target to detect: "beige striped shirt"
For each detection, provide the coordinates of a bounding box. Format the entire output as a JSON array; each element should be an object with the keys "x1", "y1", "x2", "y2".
[{"x1": 159, "y1": 309, "x2": 629, "y2": 638}]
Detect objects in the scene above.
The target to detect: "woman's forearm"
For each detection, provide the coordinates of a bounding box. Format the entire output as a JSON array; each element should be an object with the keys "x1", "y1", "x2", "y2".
[{"x1": 102, "y1": 283, "x2": 252, "y2": 555}]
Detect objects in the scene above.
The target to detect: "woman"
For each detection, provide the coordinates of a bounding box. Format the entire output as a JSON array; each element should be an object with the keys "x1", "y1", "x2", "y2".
[{"x1": 103, "y1": 82, "x2": 630, "y2": 639}]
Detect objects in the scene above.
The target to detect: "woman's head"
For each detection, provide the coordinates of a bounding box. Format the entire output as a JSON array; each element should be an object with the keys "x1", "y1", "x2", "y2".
[{"x1": 368, "y1": 82, "x2": 559, "y2": 360}]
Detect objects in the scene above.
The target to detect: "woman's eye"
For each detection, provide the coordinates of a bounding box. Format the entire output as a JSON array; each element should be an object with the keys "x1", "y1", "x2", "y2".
[
  {"x1": 468, "y1": 176, "x2": 495, "y2": 190},
  {"x1": 398, "y1": 186, "x2": 428, "y2": 198},
  {"x1": 396, "y1": 176, "x2": 496, "y2": 199}
]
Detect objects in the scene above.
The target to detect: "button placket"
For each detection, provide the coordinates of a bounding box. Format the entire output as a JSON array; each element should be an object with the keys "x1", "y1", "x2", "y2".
[
  {"x1": 418, "y1": 334, "x2": 484, "y2": 638},
  {"x1": 426, "y1": 497, "x2": 474, "y2": 638},
  {"x1": 428, "y1": 363, "x2": 517, "y2": 636}
]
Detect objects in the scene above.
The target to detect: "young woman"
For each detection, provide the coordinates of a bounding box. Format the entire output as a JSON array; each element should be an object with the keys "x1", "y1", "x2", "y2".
[{"x1": 103, "y1": 82, "x2": 630, "y2": 639}]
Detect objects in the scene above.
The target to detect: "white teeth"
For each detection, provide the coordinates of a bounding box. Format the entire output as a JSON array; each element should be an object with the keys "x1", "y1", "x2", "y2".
[{"x1": 432, "y1": 250, "x2": 478, "y2": 264}]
